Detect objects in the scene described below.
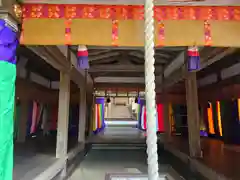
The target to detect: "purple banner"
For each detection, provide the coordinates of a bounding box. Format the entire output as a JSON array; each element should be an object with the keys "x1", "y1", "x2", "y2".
[
  {"x1": 96, "y1": 97, "x2": 105, "y2": 104},
  {"x1": 0, "y1": 20, "x2": 18, "y2": 65}
]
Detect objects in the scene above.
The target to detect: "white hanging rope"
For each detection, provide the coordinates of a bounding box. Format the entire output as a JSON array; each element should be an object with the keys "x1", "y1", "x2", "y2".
[{"x1": 144, "y1": 0, "x2": 159, "y2": 179}]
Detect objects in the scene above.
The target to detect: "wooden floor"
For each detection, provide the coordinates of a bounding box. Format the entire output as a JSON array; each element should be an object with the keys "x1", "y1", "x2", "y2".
[
  {"x1": 14, "y1": 135, "x2": 78, "y2": 180},
  {"x1": 67, "y1": 148, "x2": 184, "y2": 180},
  {"x1": 14, "y1": 139, "x2": 56, "y2": 180},
  {"x1": 166, "y1": 136, "x2": 240, "y2": 180},
  {"x1": 14, "y1": 131, "x2": 240, "y2": 180}
]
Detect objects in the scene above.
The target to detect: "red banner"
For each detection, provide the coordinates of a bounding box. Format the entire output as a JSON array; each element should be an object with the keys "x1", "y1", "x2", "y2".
[{"x1": 22, "y1": 4, "x2": 240, "y2": 21}]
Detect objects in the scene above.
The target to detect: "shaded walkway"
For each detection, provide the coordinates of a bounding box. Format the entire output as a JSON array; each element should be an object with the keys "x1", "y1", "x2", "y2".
[
  {"x1": 68, "y1": 148, "x2": 148, "y2": 180},
  {"x1": 67, "y1": 143, "x2": 207, "y2": 180},
  {"x1": 87, "y1": 126, "x2": 146, "y2": 144}
]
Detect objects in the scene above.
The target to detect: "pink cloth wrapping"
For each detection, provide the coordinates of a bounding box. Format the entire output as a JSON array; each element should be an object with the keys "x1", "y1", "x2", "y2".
[{"x1": 30, "y1": 101, "x2": 38, "y2": 134}]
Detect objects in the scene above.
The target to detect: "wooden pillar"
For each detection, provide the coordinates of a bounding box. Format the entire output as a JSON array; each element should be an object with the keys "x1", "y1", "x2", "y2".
[
  {"x1": 185, "y1": 72, "x2": 201, "y2": 158},
  {"x1": 78, "y1": 84, "x2": 86, "y2": 143},
  {"x1": 56, "y1": 71, "x2": 70, "y2": 176},
  {"x1": 16, "y1": 99, "x2": 29, "y2": 143}
]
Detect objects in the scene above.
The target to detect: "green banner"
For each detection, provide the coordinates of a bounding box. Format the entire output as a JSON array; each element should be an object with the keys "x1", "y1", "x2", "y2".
[{"x1": 0, "y1": 61, "x2": 16, "y2": 180}]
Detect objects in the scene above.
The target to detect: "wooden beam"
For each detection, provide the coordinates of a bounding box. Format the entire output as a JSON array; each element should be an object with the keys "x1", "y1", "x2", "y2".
[
  {"x1": 94, "y1": 76, "x2": 145, "y2": 83},
  {"x1": 90, "y1": 52, "x2": 120, "y2": 61},
  {"x1": 162, "y1": 66, "x2": 185, "y2": 88},
  {"x1": 43, "y1": 46, "x2": 71, "y2": 70},
  {"x1": 87, "y1": 46, "x2": 185, "y2": 50},
  {"x1": 162, "y1": 48, "x2": 236, "y2": 89},
  {"x1": 128, "y1": 51, "x2": 168, "y2": 63},
  {"x1": 89, "y1": 65, "x2": 162, "y2": 73},
  {"x1": 164, "y1": 51, "x2": 185, "y2": 78},
  {"x1": 94, "y1": 83, "x2": 145, "y2": 89},
  {"x1": 89, "y1": 50, "x2": 111, "y2": 56},
  {"x1": 200, "y1": 48, "x2": 237, "y2": 70},
  {"x1": 198, "y1": 73, "x2": 218, "y2": 87},
  {"x1": 70, "y1": 67, "x2": 83, "y2": 87},
  {"x1": 27, "y1": 46, "x2": 70, "y2": 71}
]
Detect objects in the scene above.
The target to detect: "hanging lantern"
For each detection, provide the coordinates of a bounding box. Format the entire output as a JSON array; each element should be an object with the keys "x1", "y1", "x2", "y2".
[
  {"x1": 77, "y1": 45, "x2": 89, "y2": 70},
  {"x1": 187, "y1": 46, "x2": 200, "y2": 71},
  {"x1": 135, "y1": 97, "x2": 138, "y2": 103}
]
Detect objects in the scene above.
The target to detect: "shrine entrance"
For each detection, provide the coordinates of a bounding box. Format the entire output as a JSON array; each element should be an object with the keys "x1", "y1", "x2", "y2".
[{"x1": 1, "y1": 1, "x2": 240, "y2": 180}]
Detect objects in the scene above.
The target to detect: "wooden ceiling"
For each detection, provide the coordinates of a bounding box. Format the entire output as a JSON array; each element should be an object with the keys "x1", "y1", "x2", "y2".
[
  {"x1": 198, "y1": 49, "x2": 240, "y2": 79},
  {"x1": 169, "y1": 48, "x2": 240, "y2": 94},
  {"x1": 68, "y1": 46, "x2": 240, "y2": 92},
  {"x1": 70, "y1": 46, "x2": 185, "y2": 78},
  {"x1": 17, "y1": 45, "x2": 240, "y2": 95}
]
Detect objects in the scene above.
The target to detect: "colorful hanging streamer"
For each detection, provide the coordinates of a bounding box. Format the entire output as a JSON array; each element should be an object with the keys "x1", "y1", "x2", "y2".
[
  {"x1": 204, "y1": 20, "x2": 212, "y2": 46},
  {"x1": 169, "y1": 103, "x2": 175, "y2": 132},
  {"x1": 77, "y1": 45, "x2": 89, "y2": 70},
  {"x1": 92, "y1": 97, "x2": 105, "y2": 133},
  {"x1": 92, "y1": 104, "x2": 98, "y2": 132},
  {"x1": 216, "y1": 101, "x2": 223, "y2": 137},
  {"x1": 157, "y1": 21, "x2": 165, "y2": 47},
  {"x1": 65, "y1": 19, "x2": 72, "y2": 45},
  {"x1": 112, "y1": 20, "x2": 119, "y2": 46},
  {"x1": 207, "y1": 102, "x2": 215, "y2": 134},
  {"x1": 139, "y1": 104, "x2": 164, "y2": 132},
  {"x1": 188, "y1": 46, "x2": 200, "y2": 71},
  {"x1": 237, "y1": 99, "x2": 240, "y2": 121},
  {"x1": 30, "y1": 101, "x2": 38, "y2": 134}
]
